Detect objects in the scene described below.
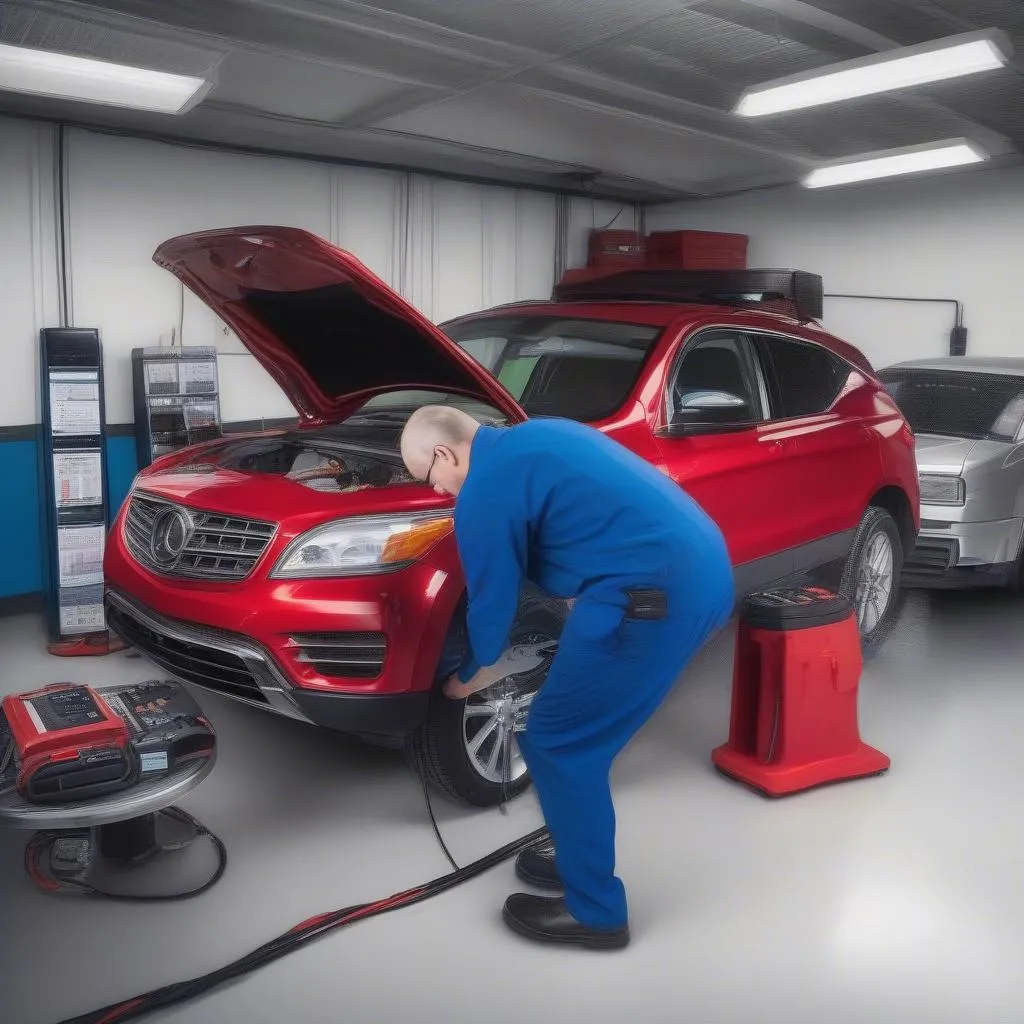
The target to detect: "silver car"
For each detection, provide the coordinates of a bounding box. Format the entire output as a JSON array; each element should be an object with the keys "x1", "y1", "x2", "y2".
[{"x1": 877, "y1": 357, "x2": 1024, "y2": 590}]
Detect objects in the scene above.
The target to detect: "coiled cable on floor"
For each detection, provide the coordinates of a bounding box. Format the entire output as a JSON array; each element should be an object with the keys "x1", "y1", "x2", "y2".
[{"x1": 25, "y1": 808, "x2": 228, "y2": 903}]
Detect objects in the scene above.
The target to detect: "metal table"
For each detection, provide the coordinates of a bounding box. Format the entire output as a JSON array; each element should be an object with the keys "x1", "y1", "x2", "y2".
[{"x1": 1, "y1": 721, "x2": 223, "y2": 900}]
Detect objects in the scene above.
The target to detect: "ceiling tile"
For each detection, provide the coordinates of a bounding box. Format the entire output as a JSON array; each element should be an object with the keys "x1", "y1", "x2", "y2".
[
  {"x1": 377, "y1": 82, "x2": 797, "y2": 193},
  {"x1": 211, "y1": 51, "x2": 421, "y2": 122},
  {"x1": 349, "y1": 0, "x2": 682, "y2": 55}
]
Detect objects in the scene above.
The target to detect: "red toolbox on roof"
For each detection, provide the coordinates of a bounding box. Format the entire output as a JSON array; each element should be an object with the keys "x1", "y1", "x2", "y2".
[
  {"x1": 645, "y1": 230, "x2": 748, "y2": 270},
  {"x1": 587, "y1": 229, "x2": 645, "y2": 267}
]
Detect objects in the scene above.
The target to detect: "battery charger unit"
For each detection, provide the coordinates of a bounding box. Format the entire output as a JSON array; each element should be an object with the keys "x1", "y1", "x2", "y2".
[{"x1": 0, "y1": 680, "x2": 222, "y2": 900}]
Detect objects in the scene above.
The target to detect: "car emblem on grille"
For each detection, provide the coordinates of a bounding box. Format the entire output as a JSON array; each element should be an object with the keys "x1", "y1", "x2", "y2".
[{"x1": 150, "y1": 507, "x2": 194, "y2": 566}]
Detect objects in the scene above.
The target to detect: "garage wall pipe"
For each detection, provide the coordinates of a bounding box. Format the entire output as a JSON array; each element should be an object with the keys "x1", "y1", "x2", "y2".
[
  {"x1": 554, "y1": 194, "x2": 571, "y2": 283},
  {"x1": 54, "y1": 124, "x2": 72, "y2": 328},
  {"x1": 823, "y1": 292, "x2": 967, "y2": 356}
]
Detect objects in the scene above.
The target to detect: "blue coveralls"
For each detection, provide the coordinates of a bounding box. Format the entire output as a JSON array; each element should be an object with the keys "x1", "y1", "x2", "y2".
[{"x1": 454, "y1": 419, "x2": 735, "y2": 930}]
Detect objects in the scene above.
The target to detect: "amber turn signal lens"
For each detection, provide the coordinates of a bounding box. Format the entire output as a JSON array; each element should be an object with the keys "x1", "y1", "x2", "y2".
[{"x1": 380, "y1": 516, "x2": 454, "y2": 564}]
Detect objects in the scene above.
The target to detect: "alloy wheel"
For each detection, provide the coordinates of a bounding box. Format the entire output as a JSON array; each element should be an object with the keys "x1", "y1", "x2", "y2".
[
  {"x1": 461, "y1": 629, "x2": 549, "y2": 784},
  {"x1": 854, "y1": 531, "x2": 894, "y2": 636}
]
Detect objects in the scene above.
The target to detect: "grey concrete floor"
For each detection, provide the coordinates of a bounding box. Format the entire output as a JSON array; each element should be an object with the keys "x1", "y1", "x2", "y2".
[{"x1": 2, "y1": 587, "x2": 1023, "y2": 1024}]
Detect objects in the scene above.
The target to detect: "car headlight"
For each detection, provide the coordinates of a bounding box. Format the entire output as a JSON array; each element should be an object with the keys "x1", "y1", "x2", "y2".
[
  {"x1": 270, "y1": 514, "x2": 453, "y2": 579},
  {"x1": 918, "y1": 473, "x2": 965, "y2": 506}
]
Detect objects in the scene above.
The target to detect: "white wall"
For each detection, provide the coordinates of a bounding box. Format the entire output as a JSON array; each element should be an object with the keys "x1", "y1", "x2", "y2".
[
  {"x1": 646, "y1": 164, "x2": 1024, "y2": 370},
  {"x1": 0, "y1": 117, "x2": 573, "y2": 429},
  {"x1": 0, "y1": 119, "x2": 60, "y2": 428}
]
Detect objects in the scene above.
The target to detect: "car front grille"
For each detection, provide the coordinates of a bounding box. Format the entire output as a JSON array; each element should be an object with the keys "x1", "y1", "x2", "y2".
[
  {"x1": 287, "y1": 632, "x2": 387, "y2": 679},
  {"x1": 125, "y1": 492, "x2": 276, "y2": 582},
  {"x1": 105, "y1": 597, "x2": 269, "y2": 703},
  {"x1": 904, "y1": 537, "x2": 959, "y2": 575}
]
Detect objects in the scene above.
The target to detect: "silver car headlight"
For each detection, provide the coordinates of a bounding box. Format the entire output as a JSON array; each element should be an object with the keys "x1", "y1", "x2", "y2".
[
  {"x1": 918, "y1": 473, "x2": 965, "y2": 506},
  {"x1": 269, "y1": 513, "x2": 453, "y2": 579}
]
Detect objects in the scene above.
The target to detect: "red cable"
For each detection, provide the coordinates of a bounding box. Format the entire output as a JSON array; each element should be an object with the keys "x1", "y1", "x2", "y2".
[{"x1": 92, "y1": 887, "x2": 431, "y2": 1023}]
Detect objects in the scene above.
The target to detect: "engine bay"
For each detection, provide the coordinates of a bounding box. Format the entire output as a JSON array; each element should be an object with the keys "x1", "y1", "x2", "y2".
[{"x1": 156, "y1": 428, "x2": 415, "y2": 493}]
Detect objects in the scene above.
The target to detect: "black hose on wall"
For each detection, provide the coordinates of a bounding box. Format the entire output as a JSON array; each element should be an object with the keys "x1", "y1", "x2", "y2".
[{"x1": 824, "y1": 292, "x2": 966, "y2": 356}]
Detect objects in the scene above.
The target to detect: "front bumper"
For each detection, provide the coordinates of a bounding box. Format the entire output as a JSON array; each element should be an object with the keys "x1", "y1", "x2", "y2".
[
  {"x1": 902, "y1": 515, "x2": 1023, "y2": 589},
  {"x1": 105, "y1": 589, "x2": 430, "y2": 740}
]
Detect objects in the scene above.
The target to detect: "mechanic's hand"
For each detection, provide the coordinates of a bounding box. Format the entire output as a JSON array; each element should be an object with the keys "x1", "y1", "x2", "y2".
[
  {"x1": 443, "y1": 669, "x2": 501, "y2": 700},
  {"x1": 443, "y1": 673, "x2": 473, "y2": 700}
]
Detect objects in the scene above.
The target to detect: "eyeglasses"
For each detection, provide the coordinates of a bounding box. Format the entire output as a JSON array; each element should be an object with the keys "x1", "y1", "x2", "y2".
[{"x1": 425, "y1": 449, "x2": 439, "y2": 487}]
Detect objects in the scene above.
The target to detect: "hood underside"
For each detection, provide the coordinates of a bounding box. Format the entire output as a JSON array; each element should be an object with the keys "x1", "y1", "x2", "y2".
[{"x1": 152, "y1": 226, "x2": 525, "y2": 424}]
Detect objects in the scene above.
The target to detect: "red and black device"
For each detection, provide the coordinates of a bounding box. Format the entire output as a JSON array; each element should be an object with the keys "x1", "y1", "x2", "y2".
[
  {"x1": 1, "y1": 684, "x2": 136, "y2": 804},
  {"x1": 0, "y1": 680, "x2": 216, "y2": 805}
]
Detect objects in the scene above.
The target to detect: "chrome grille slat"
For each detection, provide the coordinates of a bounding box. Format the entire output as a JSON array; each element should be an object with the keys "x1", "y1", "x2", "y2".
[
  {"x1": 290, "y1": 636, "x2": 385, "y2": 650},
  {"x1": 289, "y1": 631, "x2": 387, "y2": 680},
  {"x1": 297, "y1": 653, "x2": 384, "y2": 665},
  {"x1": 125, "y1": 493, "x2": 277, "y2": 582}
]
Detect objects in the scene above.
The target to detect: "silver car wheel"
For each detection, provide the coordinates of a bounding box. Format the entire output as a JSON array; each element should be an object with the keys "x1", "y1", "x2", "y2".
[
  {"x1": 462, "y1": 693, "x2": 533, "y2": 784},
  {"x1": 855, "y1": 531, "x2": 894, "y2": 635},
  {"x1": 461, "y1": 628, "x2": 548, "y2": 785}
]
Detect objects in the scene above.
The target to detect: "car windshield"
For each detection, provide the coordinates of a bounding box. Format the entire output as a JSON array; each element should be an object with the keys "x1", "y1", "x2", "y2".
[
  {"x1": 441, "y1": 315, "x2": 661, "y2": 422},
  {"x1": 878, "y1": 367, "x2": 1024, "y2": 442}
]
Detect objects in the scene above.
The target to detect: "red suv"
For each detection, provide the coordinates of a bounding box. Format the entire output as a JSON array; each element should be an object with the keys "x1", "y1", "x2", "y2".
[{"x1": 103, "y1": 227, "x2": 919, "y2": 807}]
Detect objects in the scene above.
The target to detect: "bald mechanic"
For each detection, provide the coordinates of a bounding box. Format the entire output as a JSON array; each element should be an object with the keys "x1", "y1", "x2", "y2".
[{"x1": 400, "y1": 406, "x2": 734, "y2": 950}]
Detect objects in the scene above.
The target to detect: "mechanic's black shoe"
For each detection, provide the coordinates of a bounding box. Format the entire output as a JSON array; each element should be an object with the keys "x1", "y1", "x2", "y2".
[
  {"x1": 515, "y1": 838, "x2": 563, "y2": 891},
  {"x1": 502, "y1": 894, "x2": 630, "y2": 950}
]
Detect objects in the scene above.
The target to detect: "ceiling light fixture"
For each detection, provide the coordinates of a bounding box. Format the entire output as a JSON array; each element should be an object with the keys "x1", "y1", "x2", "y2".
[
  {"x1": 803, "y1": 138, "x2": 988, "y2": 189},
  {"x1": 735, "y1": 28, "x2": 1012, "y2": 117},
  {"x1": 0, "y1": 42, "x2": 211, "y2": 114}
]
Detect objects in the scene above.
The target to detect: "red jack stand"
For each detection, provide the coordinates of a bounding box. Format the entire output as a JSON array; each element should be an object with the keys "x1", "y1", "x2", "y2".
[{"x1": 711, "y1": 586, "x2": 889, "y2": 797}]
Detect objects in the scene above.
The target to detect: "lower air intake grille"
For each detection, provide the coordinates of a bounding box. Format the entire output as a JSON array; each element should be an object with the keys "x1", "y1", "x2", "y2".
[
  {"x1": 904, "y1": 538, "x2": 958, "y2": 575},
  {"x1": 289, "y1": 632, "x2": 387, "y2": 679},
  {"x1": 106, "y1": 600, "x2": 268, "y2": 703}
]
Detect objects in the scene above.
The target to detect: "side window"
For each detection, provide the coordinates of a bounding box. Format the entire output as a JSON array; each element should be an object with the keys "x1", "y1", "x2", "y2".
[
  {"x1": 668, "y1": 331, "x2": 761, "y2": 428},
  {"x1": 753, "y1": 335, "x2": 850, "y2": 419},
  {"x1": 456, "y1": 337, "x2": 505, "y2": 371}
]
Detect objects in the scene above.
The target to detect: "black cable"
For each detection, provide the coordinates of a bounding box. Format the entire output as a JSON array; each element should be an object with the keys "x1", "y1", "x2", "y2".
[
  {"x1": 55, "y1": 125, "x2": 71, "y2": 328},
  {"x1": 824, "y1": 292, "x2": 963, "y2": 327},
  {"x1": 594, "y1": 204, "x2": 627, "y2": 231},
  {"x1": 57, "y1": 822, "x2": 548, "y2": 1024},
  {"x1": 54, "y1": 757, "x2": 547, "y2": 1024},
  {"x1": 26, "y1": 809, "x2": 228, "y2": 903},
  {"x1": 416, "y1": 756, "x2": 460, "y2": 873}
]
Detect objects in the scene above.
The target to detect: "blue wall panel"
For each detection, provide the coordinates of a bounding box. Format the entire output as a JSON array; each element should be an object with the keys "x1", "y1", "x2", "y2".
[
  {"x1": 0, "y1": 434, "x2": 138, "y2": 602},
  {"x1": 106, "y1": 435, "x2": 138, "y2": 520},
  {"x1": 0, "y1": 440, "x2": 43, "y2": 599}
]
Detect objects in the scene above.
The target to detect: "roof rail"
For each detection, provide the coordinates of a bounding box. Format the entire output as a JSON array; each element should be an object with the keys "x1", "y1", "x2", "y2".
[{"x1": 551, "y1": 268, "x2": 824, "y2": 321}]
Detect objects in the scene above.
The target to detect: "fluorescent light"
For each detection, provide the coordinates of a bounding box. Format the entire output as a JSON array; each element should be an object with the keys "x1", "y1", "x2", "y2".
[
  {"x1": 803, "y1": 139, "x2": 987, "y2": 189},
  {"x1": 736, "y1": 29, "x2": 1012, "y2": 116},
  {"x1": 0, "y1": 42, "x2": 211, "y2": 114}
]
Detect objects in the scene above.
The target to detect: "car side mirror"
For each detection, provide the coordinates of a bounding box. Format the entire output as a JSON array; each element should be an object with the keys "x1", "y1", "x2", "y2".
[{"x1": 659, "y1": 390, "x2": 755, "y2": 438}]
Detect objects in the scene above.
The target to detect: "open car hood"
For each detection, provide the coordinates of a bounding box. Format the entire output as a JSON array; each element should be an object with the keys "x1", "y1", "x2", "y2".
[{"x1": 152, "y1": 226, "x2": 526, "y2": 424}]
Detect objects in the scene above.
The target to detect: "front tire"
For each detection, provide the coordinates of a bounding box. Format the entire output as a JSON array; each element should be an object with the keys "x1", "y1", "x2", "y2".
[
  {"x1": 406, "y1": 589, "x2": 567, "y2": 807},
  {"x1": 839, "y1": 506, "x2": 904, "y2": 659}
]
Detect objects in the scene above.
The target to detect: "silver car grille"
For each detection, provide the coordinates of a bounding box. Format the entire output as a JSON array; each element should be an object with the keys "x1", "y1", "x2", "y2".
[{"x1": 124, "y1": 492, "x2": 277, "y2": 582}]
